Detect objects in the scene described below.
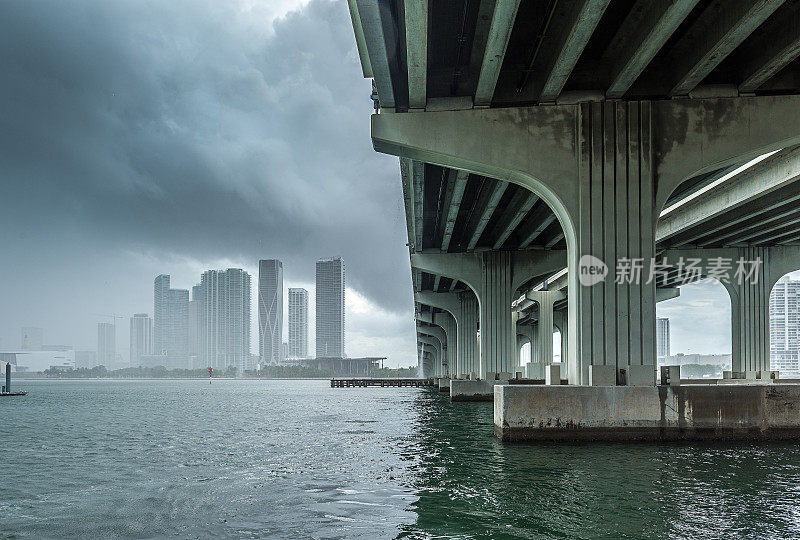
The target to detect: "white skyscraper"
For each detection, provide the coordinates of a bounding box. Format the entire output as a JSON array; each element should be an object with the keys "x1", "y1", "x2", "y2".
[
  {"x1": 656, "y1": 317, "x2": 670, "y2": 363},
  {"x1": 771, "y1": 276, "x2": 800, "y2": 372},
  {"x1": 97, "y1": 322, "x2": 116, "y2": 367},
  {"x1": 316, "y1": 257, "x2": 345, "y2": 358},
  {"x1": 153, "y1": 274, "x2": 170, "y2": 355},
  {"x1": 152, "y1": 275, "x2": 189, "y2": 366},
  {"x1": 198, "y1": 268, "x2": 251, "y2": 371},
  {"x1": 129, "y1": 314, "x2": 152, "y2": 367},
  {"x1": 288, "y1": 288, "x2": 309, "y2": 358},
  {"x1": 259, "y1": 260, "x2": 283, "y2": 364}
]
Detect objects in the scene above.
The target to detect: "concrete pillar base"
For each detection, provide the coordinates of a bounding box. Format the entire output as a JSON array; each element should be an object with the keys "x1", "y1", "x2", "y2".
[
  {"x1": 526, "y1": 363, "x2": 545, "y2": 380},
  {"x1": 438, "y1": 378, "x2": 450, "y2": 392},
  {"x1": 589, "y1": 365, "x2": 616, "y2": 386},
  {"x1": 495, "y1": 385, "x2": 800, "y2": 442},
  {"x1": 450, "y1": 379, "x2": 507, "y2": 402},
  {"x1": 545, "y1": 365, "x2": 561, "y2": 385},
  {"x1": 623, "y1": 365, "x2": 656, "y2": 386}
]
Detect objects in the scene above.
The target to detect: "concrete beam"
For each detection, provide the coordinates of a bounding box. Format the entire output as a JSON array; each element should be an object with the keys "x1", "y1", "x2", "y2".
[
  {"x1": 539, "y1": 0, "x2": 611, "y2": 103},
  {"x1": 404, "y1": 0, "x2": 427, "y2": 109},
  {"x1": 441, "y1": 170, "x2": 469, "y2": 252},
  {"x1": 355, "y1": 0, "x2": 397, "y2": 109},
  {"x1": 474, "y1": 0, "x2": 521, "y2": 107},
  {"x1": 739, "y1": 5, "x2": 800, "y2": 93},
  {"x1": 696, "y1": 203, "x2": 800, "y2": 247},
  {"x1": 492, "y1": 191, "x2": 539, "y2": 249},
  {"x1": 467, "y1": 180, "x2": 508, "y2": 250},
  {"x1": 656, "y1": 287, "x2": 680, "y2": 303},
  {"x1": 347, "y1": 0, "x2": 373, "y2": 78},
  {"x1": 605, "y1": 0, "x2": 699, "y2": 99},
  {"x1": 399, "y1": 158, "x2": 416, "y2": 246},
  {"x1": 412, "y1": 160, "x2": 424, "y2": 251},
  {"x1": 669, "y1": 0, "x2": 785, "y2": 96},
  {"x1": 657, "y1": 147, "x2": 800, "y2": 242},
  {"x1": 411, "y1": 250, "x2": 567, "y2": 297},
  {"x1": 519, "y1": 205, "x2": 557, "y2": 249}
]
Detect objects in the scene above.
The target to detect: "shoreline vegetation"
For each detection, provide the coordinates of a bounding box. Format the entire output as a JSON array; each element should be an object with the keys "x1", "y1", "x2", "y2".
[{"x1": 18, "y1": 365, "x2": 420, "y2": 380}]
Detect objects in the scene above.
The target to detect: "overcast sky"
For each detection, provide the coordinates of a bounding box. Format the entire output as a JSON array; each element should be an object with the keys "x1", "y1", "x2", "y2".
[
  {"x1": 0, "y1": 0, "x2": 786, "y2": 368},
  {"x1": 0, "y1": 0, "x2": 416, "y2": 366}
]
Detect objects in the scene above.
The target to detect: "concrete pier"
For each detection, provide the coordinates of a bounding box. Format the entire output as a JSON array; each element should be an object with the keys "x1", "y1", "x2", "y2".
[
  {"x1": 494, "y1": 384, "x2": 800, "y2": 442},
  {"x1": 438, "y1": 378, "x2": 450, "y2": 392},
  {"x1": 450, "y1": 379, "x2": 502, "y2": 402}
]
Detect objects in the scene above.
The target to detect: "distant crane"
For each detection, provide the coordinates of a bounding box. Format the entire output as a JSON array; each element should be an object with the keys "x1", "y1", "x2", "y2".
[{"x1": 93, "y1": 313, "x2": 124, "y2": 327}]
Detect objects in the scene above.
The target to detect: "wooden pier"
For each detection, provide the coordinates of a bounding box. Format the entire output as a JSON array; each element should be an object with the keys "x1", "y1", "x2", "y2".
[{"x1": 330, "y1": 378, "x2": 434, "y2": 388}]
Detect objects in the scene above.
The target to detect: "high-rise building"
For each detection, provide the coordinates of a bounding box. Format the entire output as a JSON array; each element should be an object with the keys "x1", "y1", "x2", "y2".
[
  {"x1": 771, "y1": 276, "x2": 800, "y2": 372},
  {"x1": 316, "y1": 257, "x2": 345, "y2": 358},
  {"x1": 21, "y1": 327, "x2": 43, "y2": 351},
  {"x1": 130, "y1": 314, "x2": 152, "y2": 367},
  {"x1": 153, "y1": 275, "x2": 170, "y2": 355},
  {"x1": 656, "y1": 317, "x2": 670, "y2": 363},
  {"x1": 288, "y1": 288, "x2": 309, "y2": 358},
  {"x1": 97, "y1": 322, "x2": 116, "y2": 367},
  {"x1": 188, "y1": 284, "x2": 202, "y2": 365},
  {"x1": 153, "y1": 274, "x2": 189, "y2": 367},
  {"x1": 198, "y1": 268, "x2": 251, "y2": 371},
  {"x1": 167, "y1": 288, "x2": 189, "y2": 361},
  {"x1": 258, "y1": 260, "x2": 283, "y2": 365}
]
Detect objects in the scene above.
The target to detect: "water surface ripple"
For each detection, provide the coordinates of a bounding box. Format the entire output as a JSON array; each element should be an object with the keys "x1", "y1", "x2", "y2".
[{"x1": 2, "y1": 379, "x2": 800, "y2": 538}]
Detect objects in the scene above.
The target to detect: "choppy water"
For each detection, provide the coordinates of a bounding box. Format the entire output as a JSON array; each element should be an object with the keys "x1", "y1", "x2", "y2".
[{"x1": 3, "y1": 379, "x2": 800, "y2": 539}]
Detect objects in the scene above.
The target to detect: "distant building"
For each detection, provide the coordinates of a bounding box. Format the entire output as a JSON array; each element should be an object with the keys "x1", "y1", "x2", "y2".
[
  {"x1": 316, "y1": 257, "x2": 345, "y2": 358},
  {"x1": 153, "y1": 274, "x2": 170, "y2": 355},
  {"x1": 21, "y1": 327, "x2": 43, "y2": 351},
  {"x1": 130, "y1": 314, "x2": 153, "y2": 367},
  {"x1": 656, "y1": 318, "x2": 670, "y2": 362},
  {"x1": 167, "y1": 289, "x2": 189, "y2": 362},
  {"x1": 97, "y1": 322, "x2": 116, "y2": 367},
  {"x1": 188, "y1": 284, "x2": 202, "y2": 362},
  {"x1": 198, "y1": 268, "x2": 251, "y2": 371},
  {"x1": 258, "y1": 260, "x2": 283, "y2": 365},
  {"x1": 771, "y1": 276, "x2": 800, "y2": 372},
  {"x1": 75, "y1": 350, "x2": 97, "y2": 369},
  {"x1": 153, "y1": 275, "x2": 190, "y2": 367},
  {"x1": 0, "y1": 350, "x2": 75, "y2": 372},
  {"x1": 288, "y1": 288, "x2": 309, "y2": 358}
]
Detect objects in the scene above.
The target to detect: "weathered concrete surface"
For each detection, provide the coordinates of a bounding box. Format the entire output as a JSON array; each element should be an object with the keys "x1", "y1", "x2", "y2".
[
  {"x1": 494, "y1": 384, "x2": 800, "y2": 442},
  {"x1": 438, "y1": 378, "x2": 450, "y2": 392},
  {"x1": 451, "y1": 379, "x2": 507, "y2": 402}
]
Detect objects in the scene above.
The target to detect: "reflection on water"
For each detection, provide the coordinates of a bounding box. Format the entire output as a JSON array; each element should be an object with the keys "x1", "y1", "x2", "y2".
[{"x1": 2, "y1": 380, "x2": 800, "y2": 538}]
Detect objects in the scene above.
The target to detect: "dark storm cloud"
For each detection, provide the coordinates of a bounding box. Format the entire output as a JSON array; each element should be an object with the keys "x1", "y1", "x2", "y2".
[{"x1": 0, "y1": 0, "x2": 411, "y2": 310}]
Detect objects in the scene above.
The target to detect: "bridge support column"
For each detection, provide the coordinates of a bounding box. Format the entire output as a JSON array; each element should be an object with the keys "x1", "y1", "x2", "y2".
[
  {"x1": 516, "y1": 332, "x2": 529, "y2": 368},
  {"x1": 415, "y1": 290, "x2": 480, "y2": 378},
  {"x1": 412, "y1": 251, "x2": 564, "y2": 379},
  {"x1": 434, "y1": 311, "x2": 458, "y2": 378},
  {"x1": 527, "y1": 290, "x2": 565, "y2": 366},
  {"x1": 419, "y1": 325, "x2": 447, "y2": 376},
  {"x1": 553, "y1": 308, "x2": 568, "y2": 368},
  {"x1": 479, "y1": 251, "x2": 515, "y2": 377},
  {"x1": 661, "y1": 246, "x2": 800, "y2": 374},
  {"x1": 570, "y1": 101, "x2": 657, "y2": 384},
  {"x1": 729, "y1": 247, "x2": 771, "y2": 373},
  {"x1": 418, "y1": 333, "x2": 443, "y2": 377},
  {"x1": 458, "y1": 292, "x2": 479, "y2": 378}
]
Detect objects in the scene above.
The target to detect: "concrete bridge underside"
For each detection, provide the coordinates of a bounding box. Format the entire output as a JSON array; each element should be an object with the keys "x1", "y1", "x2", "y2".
[{"x1": 349, "y1": 0, "x2": 800, "y2": 384}]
